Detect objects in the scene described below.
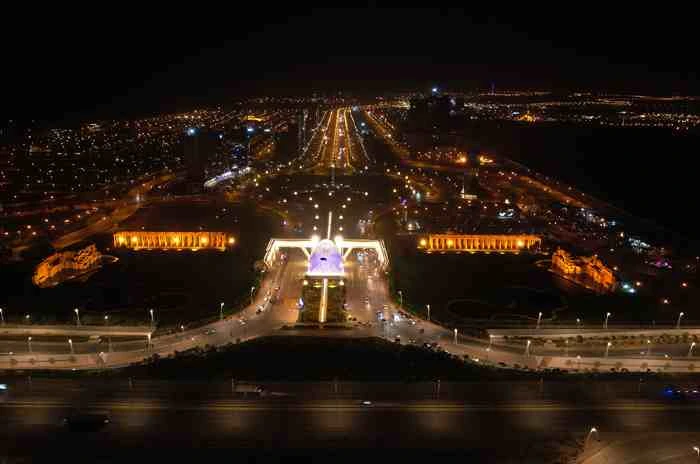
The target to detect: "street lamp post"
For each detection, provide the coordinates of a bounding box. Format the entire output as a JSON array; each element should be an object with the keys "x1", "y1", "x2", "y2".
[
  {"x1": 536, "y1": 311, "x2": 542, "y2": 329},
  {"x1": 0, "y1": 308, "x2": 4, "y2": 325},
  {"x1": 576, "y1": 318, "x2": 581, "y2": 329},
  {"x1": 149, "y1": 309, "x2": 154, "y2": 328},
  {"x1": 104, "y1": 314, "x2": 109, "y2": 325},
  {"x1": 647, "y1": 339, "x2": 652, "y2": 356},
  {"x1": 398, "y1": 290, "x2": 403, "y2": 311},
  {"x1": 220, "y1": 302, "x2": 225, "y2": 321},
  {"x1": 677, "y1": 312, "x2": 685, "y2": 329},
  {"x1": 250, "y1": 286, "x2": 255, "y2": 306},
  {"x1": 586, "y1": 427, "x2": 599, "y2": 447},
  {"x1": 605, "y1": 341, "x2": 612, "y2": 358},
  {"x1": 604, "y1": 312, "x2": 611, "y2": 329},
  {"x1": 689, "y1": 342, "x2": 696, "y2": 357},
  {"x1": 525, "y1": 339, "x2": 531, "y2": 356},
  {"x1": 68, "y1": 338, "x2": 74, "y2": 354},
  {"x1": 453, "y1": 328, "x2": 458, "y2": 345},
  {"x1": 426, "y1": 304, "x2": 430, "y2": 322},
  {"x1": 27, "y1": 337, "x2": 32, "y2": 354},
  {"x1": 693, "y1": 446, "x2": 700, "y2": 460},
  {"x1": 565, "y1": 339, "x2": 569, "y2": 357},
  {"x1": 74, "y1": 308, "x2": 81, "y2": 326}
]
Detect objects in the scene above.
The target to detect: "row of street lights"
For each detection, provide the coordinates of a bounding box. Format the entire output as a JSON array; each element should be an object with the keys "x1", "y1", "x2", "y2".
[{"x1": 533, "y1": 311, "x2": 688, "y2": 330}]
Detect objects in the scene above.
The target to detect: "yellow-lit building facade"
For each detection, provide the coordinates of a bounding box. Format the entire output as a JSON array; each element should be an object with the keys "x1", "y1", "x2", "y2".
[
  {"x1": 418, "y1": 234, "x2": 541, "y2": 253},
  {"x1": 33, "y1": 244, "x2": 102, "y2": 287},
  {"x1": 113, "y1": 231, "x2": 234, "y2": 251},
  {"x1": 551, "y1": 248, "x2": 616, "y2": 292}
]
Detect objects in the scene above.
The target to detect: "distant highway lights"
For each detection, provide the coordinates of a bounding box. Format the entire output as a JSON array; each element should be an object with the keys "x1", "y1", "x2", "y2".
[
  {"x1": 605, "y1": 341, "x2": 612, "y2": 358},
  {"x1": 536, "y1": 311, "x2": 543, "y2": 329},
  {"x1": 68, "y1": 338, "x2": 74, "y2": 354},
  {"x1": 604, "y1": 312, "x2": 611, "y2": 329},
  {"x1": 220, "y1": 302, "x2": 225, "y2": 321},
  {"x1": 677, "y1": 312, "x2": 685, "y2": 329},
  {"x1": 525, "y1": 340, "x2": 531, "y2": 356},
  {"x1": 689, "y1": 342, "x2": 697, "y2": 357},
  {"x1": 74, "y1": 308, "x2": 81, "y2": 326}
]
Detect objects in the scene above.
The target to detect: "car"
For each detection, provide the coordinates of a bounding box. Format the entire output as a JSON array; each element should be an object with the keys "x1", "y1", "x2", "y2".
[
  {"x1": 63, "y1": 412, "x2": 111, "y2": 431},
  {"x1": 663, "y1": 385, "x2": 700, "y2": 400}
]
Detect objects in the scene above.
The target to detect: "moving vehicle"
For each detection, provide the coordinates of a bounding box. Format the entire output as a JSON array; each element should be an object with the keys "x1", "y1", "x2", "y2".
[
  {"x1": 63, "y1": 412, "x2": 111, "y2": 431},
  {"x1": 663, "y1": 385, "x2": 700, "y2": 400}
]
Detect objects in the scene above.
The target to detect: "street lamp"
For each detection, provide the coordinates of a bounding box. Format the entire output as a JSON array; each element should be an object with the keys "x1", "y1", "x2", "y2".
[
  {"x1": 27, "y1": 337, "x2": 32, "y2": 353},
  {"x1": 104, "y1": 314, "x2": 109, "y2": 325},
  {"x1": 689, "y1": 342, "x2": 696, "y2": 357},
  {"x1": 398, "y1": 290, "x2": 403, "y2": 311},
  {"x1": 605, "y1": 341, "x2": 612, "y2": 357},
  {"x1": 426, "y1": 304, "x2": 431, "y2": 322},
  {"x1": 586, "y1": 427, "x2": 599, "y2": 447},
  {"x1": 68, "y1": 338, "x2": 74, "y2": 354},
  {"x1": 647, "y1": 339, "x2": 652, "y2": 356},
  {"x1": 604, "y1": 312, "x2": 611, "y2": 329},
  {"x1": 565, "y1": 339, "x2": 569, "y2": 357},
  {"x1": 576, "y1": 317, "x2": 581, "y2": 329},
  {"x1": 220, "y1": 302, "x2": 225, "y2": 321},
  {"x1": 677, "y1": 312, "x2": 685, "y2": 329},
  {"x1": 693, "y1": 446, "x2": 699, "y2": 459},
  {"x1": 74, "y1": 308, "x2": 81, "y2": 326},
  {"x1": 25, "y1": 314, "x2": 30, "y2": 324},
  {"x1": 525, "y1": 339, "x2": 531, "y2": 356},
  {"x1": 0, "y1": 308, "x2": 4, "y2": 325},
  {"x1": 149, "y1": 309, "x2": 154, "y2": 327},
  {"x1": 536, "y1": 311, "x2": 542, "y2": 329},
  {"x1": 250, "y1": 286, "x2": 255, "y2": 306},
  {"x1": 453, "y1": 328, "x2": 458, "y2": 345}
]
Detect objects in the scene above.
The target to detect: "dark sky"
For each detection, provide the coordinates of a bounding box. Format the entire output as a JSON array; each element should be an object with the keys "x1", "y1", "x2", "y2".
[{"x1": 4, "y1": 7, "x2": 698, "y2": 123}]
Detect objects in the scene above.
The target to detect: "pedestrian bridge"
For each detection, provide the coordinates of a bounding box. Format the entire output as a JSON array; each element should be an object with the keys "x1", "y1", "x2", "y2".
[{"x1": 264, "y1": 237, "x2": 389, "y2": 271}]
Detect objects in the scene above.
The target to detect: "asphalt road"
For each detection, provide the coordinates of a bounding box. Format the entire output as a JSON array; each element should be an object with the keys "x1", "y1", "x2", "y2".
[{"x1": 2, "y1": 378, "x2": 700, "y2": 462}]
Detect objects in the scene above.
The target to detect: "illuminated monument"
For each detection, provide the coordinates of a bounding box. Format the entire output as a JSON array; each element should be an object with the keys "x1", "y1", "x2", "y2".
[{"x1": 307, "y1": 238, "x2": 345, "y2": 277}]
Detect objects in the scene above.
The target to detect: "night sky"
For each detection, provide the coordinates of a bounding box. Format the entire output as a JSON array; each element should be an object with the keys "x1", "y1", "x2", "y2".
[{"x1": 3, "y1": 7, "x2": 698, "y2": 122}]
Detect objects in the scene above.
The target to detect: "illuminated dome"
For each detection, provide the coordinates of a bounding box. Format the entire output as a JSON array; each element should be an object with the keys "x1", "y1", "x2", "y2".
[{"x1": 307, "y1": 239, "x2": 344, "y2": 276}]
